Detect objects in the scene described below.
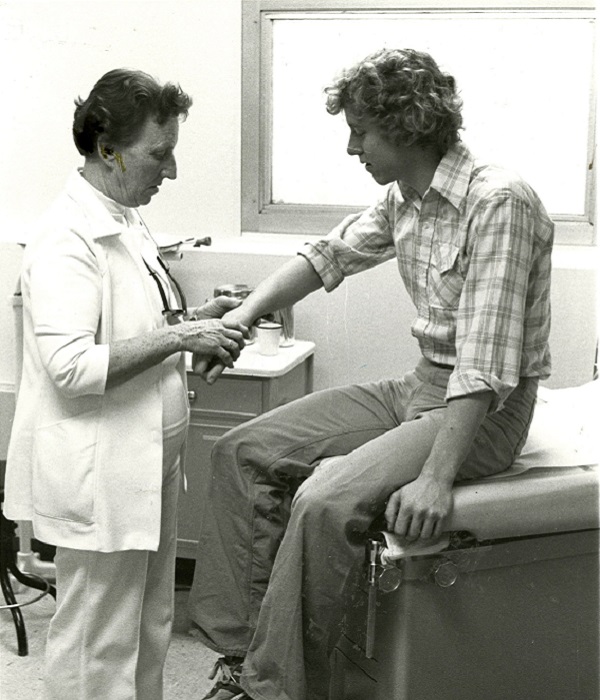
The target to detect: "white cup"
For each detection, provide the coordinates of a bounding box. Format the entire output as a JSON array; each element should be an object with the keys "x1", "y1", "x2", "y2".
[
  {"x1": 272, "y1": 306, "x2": 294, "y2": 347},
  {"x1": 256, "y1": 322, "x2": 282, "y2": 356}
]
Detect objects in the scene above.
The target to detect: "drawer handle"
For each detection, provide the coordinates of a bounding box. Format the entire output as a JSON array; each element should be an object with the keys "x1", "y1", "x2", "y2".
[{"x1": 187, "y1": 390, "x2": 197, "y2": 404}]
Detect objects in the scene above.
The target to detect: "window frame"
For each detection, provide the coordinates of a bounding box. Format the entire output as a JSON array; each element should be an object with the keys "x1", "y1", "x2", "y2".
[{"x1": 241, "y1": 0, "x2": 596, "y2": 244}]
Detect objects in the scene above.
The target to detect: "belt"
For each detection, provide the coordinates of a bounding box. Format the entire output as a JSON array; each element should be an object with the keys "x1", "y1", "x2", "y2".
[{"x1": 429, "y1": 361, "x2": 454, "y2": 371}]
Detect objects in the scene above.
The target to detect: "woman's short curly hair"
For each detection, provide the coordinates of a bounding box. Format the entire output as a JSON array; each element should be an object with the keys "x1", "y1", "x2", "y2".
[
  {"x1": 326, "y1": 48, "x2": 463, "y2": 154},
  {"x1": 73, "y1": 68, "x2": 193, "y2": 156}
]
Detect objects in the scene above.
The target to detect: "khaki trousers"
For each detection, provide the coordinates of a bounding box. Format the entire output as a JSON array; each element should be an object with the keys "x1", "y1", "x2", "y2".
[
  {"x1": 189, "y1": 359, "x2": 538, "y2": 700},
  {"x1": 45, "y1": 437, "x2": 182, "y2": 700}
]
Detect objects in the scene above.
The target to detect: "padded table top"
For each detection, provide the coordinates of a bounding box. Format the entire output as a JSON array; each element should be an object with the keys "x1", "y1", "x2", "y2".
[
  {"x1": 448, "y1": 464, "x2": 599, "y2": 540},
  {"x1": 390, "y1": 381, "x2": 599, "y2": 549}
]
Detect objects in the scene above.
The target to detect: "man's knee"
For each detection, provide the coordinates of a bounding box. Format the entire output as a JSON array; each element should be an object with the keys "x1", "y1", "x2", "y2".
[
  {"x1": 291, "y1": 468, "x2": 345, "y2": 524},
  {"x1": 211, "y1": 415, "x2": 284, "y2": 479},
  {"x1": 211, "y1": 423, "x2": 255, "y2": 471}
]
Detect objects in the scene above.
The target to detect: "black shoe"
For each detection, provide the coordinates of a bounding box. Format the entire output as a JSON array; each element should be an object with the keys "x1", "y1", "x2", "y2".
[{"x1": 201, "y1": 656, "x2": 249, "y2": 700}]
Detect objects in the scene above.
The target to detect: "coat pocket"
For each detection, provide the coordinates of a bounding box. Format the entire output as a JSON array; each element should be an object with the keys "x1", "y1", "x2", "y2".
[{"x1": 33, "y1": 411, "x2": 99, "y2": 523}]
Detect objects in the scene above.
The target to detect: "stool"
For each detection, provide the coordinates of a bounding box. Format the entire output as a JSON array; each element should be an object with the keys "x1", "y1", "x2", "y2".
[{"x1": 0, "y1": 491, "x2": 56, "y2": 656}]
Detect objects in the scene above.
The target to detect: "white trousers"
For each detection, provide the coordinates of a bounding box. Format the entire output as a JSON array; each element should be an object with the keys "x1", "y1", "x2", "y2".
[{"x1": 45, "y1": 435, "x2": 182, "y2": 700}]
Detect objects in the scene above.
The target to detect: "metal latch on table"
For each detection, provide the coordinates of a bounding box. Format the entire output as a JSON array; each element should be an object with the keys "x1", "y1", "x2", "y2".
[
  {"x1": 364, "y1": 532, "x2": 488, "y2": 658},
  {"x1": 365, "y1": 535, "x2": 447, "y2": 658}
]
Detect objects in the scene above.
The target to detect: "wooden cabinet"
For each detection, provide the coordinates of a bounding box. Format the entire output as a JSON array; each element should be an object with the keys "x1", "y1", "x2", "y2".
[{"x1": 177, "y1": 341, "x2": 315, "y2": 558}]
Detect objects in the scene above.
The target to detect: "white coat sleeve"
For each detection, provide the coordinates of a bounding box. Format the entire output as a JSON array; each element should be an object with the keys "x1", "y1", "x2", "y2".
[{"x1": 26, "y1": 230, "x2": 109, "y2": 398}]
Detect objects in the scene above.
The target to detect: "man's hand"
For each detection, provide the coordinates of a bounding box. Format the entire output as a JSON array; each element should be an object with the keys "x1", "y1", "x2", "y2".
[
  {"x1": 385, "y1": 391, "x2": 493, "y2": 542},
  {"x1": 385, "y1": 474, "x2": 454, "y2": 542},
  {"x1": 192, "y1": 356, "x2": 227, "y2": 384}
]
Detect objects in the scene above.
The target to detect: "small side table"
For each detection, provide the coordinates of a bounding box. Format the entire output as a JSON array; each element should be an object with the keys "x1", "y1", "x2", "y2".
[{"x1": 178, "y1": 341, "x2": 315, "y2": 558}]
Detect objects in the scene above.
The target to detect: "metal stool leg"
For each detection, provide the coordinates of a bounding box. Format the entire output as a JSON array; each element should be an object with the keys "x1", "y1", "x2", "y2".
[
  {"x1": 0, "y1": 554, "x2": 28, "y2": 656},
  {"x1": 8, "y1": 557, "x2": 56, "y2": 599},
  {"x1": 0, "y1": 505, "x2": 55, "y2": 656}
]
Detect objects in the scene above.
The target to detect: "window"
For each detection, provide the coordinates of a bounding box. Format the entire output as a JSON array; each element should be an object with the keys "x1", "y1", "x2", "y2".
[{"x1": 242, "y1": 0, "x2": 596, "y2": 244}]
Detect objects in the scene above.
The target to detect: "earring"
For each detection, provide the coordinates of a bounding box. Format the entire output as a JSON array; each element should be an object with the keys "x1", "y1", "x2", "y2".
[{"x1": 114, "y1": 152, "x2": 126, "y2": 173}]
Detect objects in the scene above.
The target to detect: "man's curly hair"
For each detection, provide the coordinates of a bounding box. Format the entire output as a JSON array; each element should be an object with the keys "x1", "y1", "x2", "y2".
[
  {"x1": 325, "y1": 48, "x2": 463, "y2": 154},
  {"x1": 73, "y1": 68, "x2": 192, "y2": 156}
]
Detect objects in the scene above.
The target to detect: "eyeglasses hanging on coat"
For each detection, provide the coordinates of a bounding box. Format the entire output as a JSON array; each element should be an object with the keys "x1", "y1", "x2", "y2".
[{"x1": 143, "y1": 255, "x2": 188, "y2": 325}]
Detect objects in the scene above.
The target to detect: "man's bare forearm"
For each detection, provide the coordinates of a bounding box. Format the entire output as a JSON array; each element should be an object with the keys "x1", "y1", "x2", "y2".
[
  {"x1": 385, "y1": 390, "x2": 494, "y2": 539},
  {"x1": 238, "y1": 256, "x2": 323, "y2": 325},
  {"x1": 196, "y1": 256, "x2": 323, "y2": 384},
  {"x1": 420, "y1": 390, "x2": 494, "y2": 485}
]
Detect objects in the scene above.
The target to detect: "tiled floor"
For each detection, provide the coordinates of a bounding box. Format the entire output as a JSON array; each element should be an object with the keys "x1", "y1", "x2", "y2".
[{"x1": 0, "y1": 560, "x2": 219, "y2": 699}]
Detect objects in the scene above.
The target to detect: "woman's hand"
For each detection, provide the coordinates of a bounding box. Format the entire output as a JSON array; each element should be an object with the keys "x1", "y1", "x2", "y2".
[
  {"x1": 385, "y1": 474, "x2": 454, "y2": 542},
  {"x1": 175, "y1": 318, "x2": 247, "y2": 369},
  {"x1": 191, "y1": 306, "x2": 256, "y2": 383},
  {"x1": 106, "y1": 317, "x2": 247, "y2": 389},
  {"x1": 188, "y1": 295, "x2": 242, "y2": 321}
]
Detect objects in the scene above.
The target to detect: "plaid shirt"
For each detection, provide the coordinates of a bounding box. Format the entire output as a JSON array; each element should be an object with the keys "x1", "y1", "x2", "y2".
[{"x1": 301, "y1": 142, "x2": 553, "y2": 411}]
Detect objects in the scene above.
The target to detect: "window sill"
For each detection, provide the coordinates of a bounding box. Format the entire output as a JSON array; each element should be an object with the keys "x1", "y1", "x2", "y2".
[
  {"x1": 180, "y1": 232, "x2": 313, "y2": 257},
  {"x1": 179, "y1": 232, "x2": 599, "y2": 269}
]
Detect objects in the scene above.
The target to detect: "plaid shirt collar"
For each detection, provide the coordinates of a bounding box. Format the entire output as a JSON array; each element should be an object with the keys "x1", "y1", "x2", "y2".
[
  {"x1": 399, "y1": 141, "x2": 475, "y2": 212},
  {"x1": 429, "y1": 141, "x2": 474, "y2": 211}
]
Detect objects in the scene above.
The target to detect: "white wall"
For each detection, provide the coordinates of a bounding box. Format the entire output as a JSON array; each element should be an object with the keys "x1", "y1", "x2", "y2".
[
  {"x1": 167, "y1": 244, "x2": 599, "y2": 395},
  {"x1": 0, "y1": 0, "x2": 242, "y2": 243},
  {"x1": 0, "y1": 1, "x2": 597, "y2": 459},
  {"x1": 1, "y1": 240, "x2": 597, "y2": 461}
]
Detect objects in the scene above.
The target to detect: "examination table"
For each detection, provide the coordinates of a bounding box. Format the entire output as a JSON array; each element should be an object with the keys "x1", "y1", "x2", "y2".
[{"x1": 330, "y1": 381, "x2": 599, "y2": 700}]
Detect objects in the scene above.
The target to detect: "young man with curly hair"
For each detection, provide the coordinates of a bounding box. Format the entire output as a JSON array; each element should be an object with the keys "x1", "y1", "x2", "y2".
[{"x1": 189, "y1": 48, "x2": 553, "y2": 700}]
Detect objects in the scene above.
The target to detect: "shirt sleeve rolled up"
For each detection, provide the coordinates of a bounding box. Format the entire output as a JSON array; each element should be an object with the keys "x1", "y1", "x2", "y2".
[
  {"x1": 299, "y1": 195, "x2": 397, "y2": 291},
  {"x1": 449, "y1": 191, "x2": 541, "y2": 411}
]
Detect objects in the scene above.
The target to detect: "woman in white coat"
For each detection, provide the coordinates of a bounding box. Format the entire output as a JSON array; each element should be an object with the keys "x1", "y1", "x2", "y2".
[{"x1": 4, "y1": 68, "x2": 247, "y2": 700}]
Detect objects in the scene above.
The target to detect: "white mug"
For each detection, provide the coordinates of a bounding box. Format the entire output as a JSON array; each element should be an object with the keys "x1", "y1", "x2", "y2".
[{"x1": 256, "y1": 322, "x2": 282, "y2": 356}]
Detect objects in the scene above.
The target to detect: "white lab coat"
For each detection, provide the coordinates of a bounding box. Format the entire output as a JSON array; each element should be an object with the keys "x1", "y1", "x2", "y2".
[{"x1": 4, "y1": 169, "x2": 187, "y2": 552}]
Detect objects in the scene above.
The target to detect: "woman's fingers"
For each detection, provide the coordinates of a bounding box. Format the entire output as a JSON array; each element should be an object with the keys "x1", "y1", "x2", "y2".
[{"x1": 181, "y1": 320, "x2": 247, "y2": 377}]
